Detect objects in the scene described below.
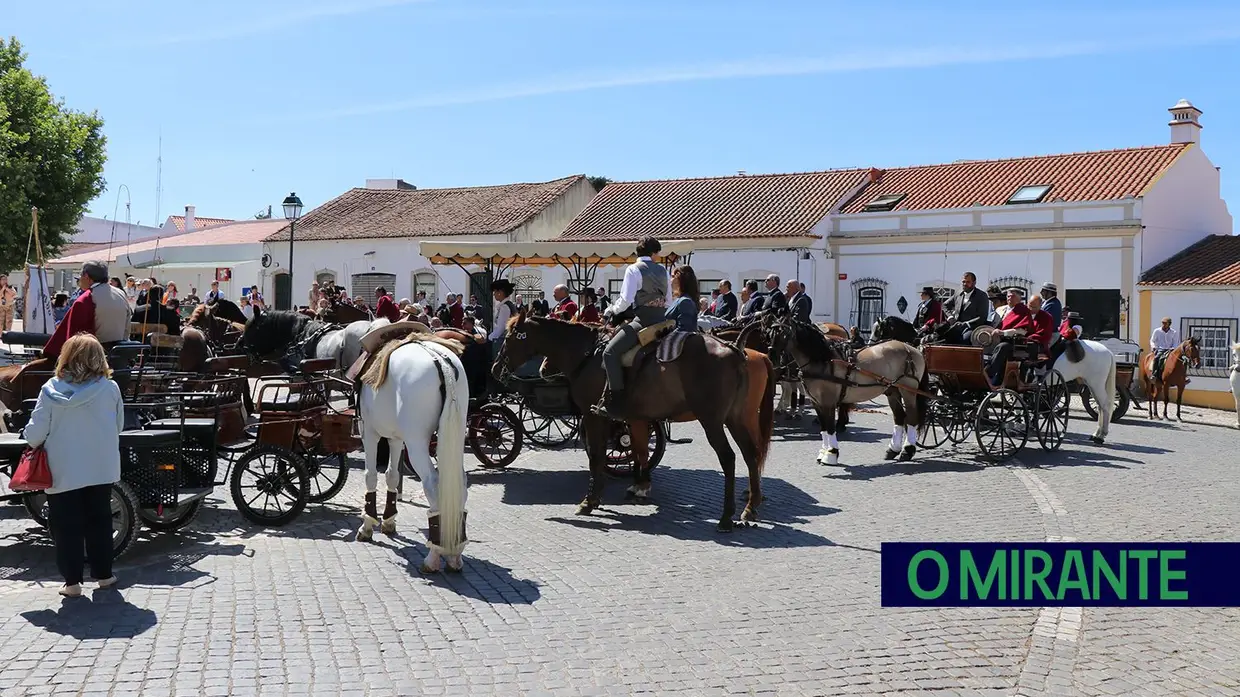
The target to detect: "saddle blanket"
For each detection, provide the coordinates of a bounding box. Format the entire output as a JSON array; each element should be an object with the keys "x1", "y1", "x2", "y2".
[{"x1": 656, "y1": 330, "x2": 691, "y2": 363}]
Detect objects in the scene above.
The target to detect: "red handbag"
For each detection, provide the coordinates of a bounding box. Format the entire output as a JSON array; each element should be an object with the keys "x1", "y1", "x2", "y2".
[{"x1": 9, "y1": 446, "x2": 52, "y2": 491}]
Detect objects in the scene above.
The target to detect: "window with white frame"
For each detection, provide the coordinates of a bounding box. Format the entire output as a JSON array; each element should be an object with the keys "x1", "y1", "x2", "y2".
[
  {"x1": 698, "y1": 278, "x2": 722, "y2": 302},
  {"x1": 1180, "y1": 317, "x2": 1237, "y2": 377},
  {"x1": 851, "y1": 278, "x2": 887, "y2": 337},
  {"x1": 608, "y1": 279, "x2": 623, "y2": 299},
  {"x1": 412, "y1": 271, "x2": 437, "y2": 304}
]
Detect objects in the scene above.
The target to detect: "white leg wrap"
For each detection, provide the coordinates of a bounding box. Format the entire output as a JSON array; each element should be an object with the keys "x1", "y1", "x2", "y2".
[
  {"x1": 890, "y1": 425, "x2": 906, "y2": 451},
  {"x1": 905, "y1": 426, "x2": 918, "y2": 447}
]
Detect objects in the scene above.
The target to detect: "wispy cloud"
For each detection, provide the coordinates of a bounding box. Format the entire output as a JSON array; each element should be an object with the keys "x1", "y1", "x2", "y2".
[
  {"x1": 143, "y1": 0, "x2": 431, "y2": 47},
  {"x1": 283, "y1": 28, "x2": 1240, "y2": 122}
]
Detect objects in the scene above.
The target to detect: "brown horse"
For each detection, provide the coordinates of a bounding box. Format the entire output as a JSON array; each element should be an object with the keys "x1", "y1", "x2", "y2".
[
  {"x1": 1140, "y1": 337, "x2": 1201, "y2": 420},
  {"x1": 320, "y1": 299, "x2": 372, "y2": 324},
  {"x1": 715, "y1": 320, "x2": 855, "y2": 431},
  {"x1": 495, "y1": 310, "x2": 775, "y2": 531}
]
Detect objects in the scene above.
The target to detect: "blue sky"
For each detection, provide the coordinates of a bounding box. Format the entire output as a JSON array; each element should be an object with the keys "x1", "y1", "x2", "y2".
[{"x1": 6, "y1": 0, "x2": 1240, "y2": 230}]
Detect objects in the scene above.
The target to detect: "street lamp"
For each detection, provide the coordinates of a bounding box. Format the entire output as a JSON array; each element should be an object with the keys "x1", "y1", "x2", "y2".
[{"x1": 282, "y1": 192, "x2": 303, "y2": 309}]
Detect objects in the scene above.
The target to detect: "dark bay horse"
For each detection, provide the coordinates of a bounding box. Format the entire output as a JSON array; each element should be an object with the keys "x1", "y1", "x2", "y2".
[
  {"x1": 495, "y1": 310, "x2": 775, "y2": 531},
  {"x1": 320, "y1": 300, "x2": 372, "y2": 324},
  {"x1": 765, "y1": 313, "x2": 930, "y2": 465},
  {"x1": 207, "y1": 298, "x2": 248, "y2": 325},
  {"x1": 1140, "y1": 337, "x2": 1201, "y2": 420},
  {"x1": 870, "y1": 316, "x2": 951, "y2": 346}
]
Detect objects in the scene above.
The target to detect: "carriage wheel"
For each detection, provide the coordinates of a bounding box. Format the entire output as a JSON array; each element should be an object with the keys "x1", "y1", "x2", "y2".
[
  {"x1": 1035, "y1": 370, "x2": 1070, "y2": 452},
  {"x1": 1079, "y1": 385, "x2": 1130, "y2": 423},
  {"x1": 944, "y1": 400, "x2": 974, "y2": 444},
  {"x1": 917, "y1": 399, "x2": 954, "y2": 449},
  {"x1": 138, "y1": 500, "x2": 205, "y2": 532},
  {"x1": 604, "y1": 422, "x2": 667, "y2": 478},
  {"x1": 468, "y1": 403, "x2": 523, "y2": 469},
  {"x1": 22, "y1": 492, "x2": 49, "y2": 528},
  {"x1": 230, "y1": 444, "x2": 310, "y2": 526},
  {"x1": 110, "y1": 482, "x2": 141, "y2": 559},
  {"x1": 973, "y1": 389, "x2": 1029, "y2": 462},
  {"x1": 303, "y1": 451, "x2": 349, "y2": 503},
  {"x1": 520, "y1": 406, "x2": 579, "y2": 448}
]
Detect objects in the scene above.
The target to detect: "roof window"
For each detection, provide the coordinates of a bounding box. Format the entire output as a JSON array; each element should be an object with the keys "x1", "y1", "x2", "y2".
[
  {"x1": 862, "y1": 193, "x2": 906, "y2": 212},
  {"x1": 1006, "y1": 185, "x2": 1052, "y2": 205}
]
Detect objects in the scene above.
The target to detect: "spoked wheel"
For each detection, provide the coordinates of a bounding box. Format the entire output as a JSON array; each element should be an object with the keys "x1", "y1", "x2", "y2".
[
  {"x1": 110, "y1": 482, "x2": 140, "y2": 559},
  {"x1": 520, "y1": 407, "x2": 579, "y2": 448},
  {"x1": 1034, "y1": 370, "x2": 1070, "y2": 451},
  {"x1": 1079, "y1": 385, "x2": 1130, "y2": 423},
  {"x1": 230, "y1": 444, "x2": 310, "y2": 526},
  {"x1": 917, "y1": 399, "x2": 955, "y2": 449},
  {"x1": 468, "y1": 403, "x2": 523, "y2": 469},
  {"x1": 974, "y1": 389, "x2": 1029, "y2": 462},
  {"x1": 138, "y1": 500, "x2": 205, "y2": 532},
  {"x1": 302, "y1": 450, "x2": 349, "y2": 503},
  {"x1": 23, "y1": 492, "x2": 49, "y2": 528},
  {"x1": 604, "y1": 422, "x2": 667, "y2": 478}
]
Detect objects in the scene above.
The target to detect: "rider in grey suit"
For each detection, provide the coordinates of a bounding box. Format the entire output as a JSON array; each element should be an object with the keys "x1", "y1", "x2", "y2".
[{"x1": 594, "y1": 236, "x2": 673, "y2": 419}]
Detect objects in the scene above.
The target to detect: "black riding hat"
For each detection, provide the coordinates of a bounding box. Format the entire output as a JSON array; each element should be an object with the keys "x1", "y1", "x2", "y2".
[
  {"x1": 920, "y1": 286, "x2": 935, "y2": 296},
  {"x1": 491, "y1": 279, "x2": 515, "y2": 295}
]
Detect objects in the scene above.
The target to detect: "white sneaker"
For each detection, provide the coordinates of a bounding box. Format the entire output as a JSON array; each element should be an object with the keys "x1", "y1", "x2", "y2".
[
  {"x1": 59, "y1": 584, "x2": 82, "y2": 598},
  {"x1": 96, "y1": 576, "x2": 118, "y2": 589}
]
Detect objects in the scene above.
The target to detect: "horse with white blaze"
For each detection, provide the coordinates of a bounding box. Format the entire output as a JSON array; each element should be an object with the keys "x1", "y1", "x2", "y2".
[{"x1": 357, "y1": 333, "x2": 470, "y2": 573}]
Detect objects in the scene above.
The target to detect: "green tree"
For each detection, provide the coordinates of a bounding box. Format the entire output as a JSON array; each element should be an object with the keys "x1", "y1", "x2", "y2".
[
  {"x1": 587, "y1": 175, "x2": 612, "y2": 193},
  {"x1": 0, "y1": 37, "x2": 106, "y2": 270}
]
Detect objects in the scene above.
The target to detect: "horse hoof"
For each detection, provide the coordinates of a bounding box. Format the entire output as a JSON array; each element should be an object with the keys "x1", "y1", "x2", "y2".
[
  {"x1": 623, "y1": 489, "x2": 636, "y2": 500},
  {"x1": 634, "y1": 495, "x2": 650, "y2": 505},
  {"x1": 883, "y1": 448, "x2": 899, "y2": 461},
  {"x1": 355, "y1": 527, "x2": 373, "y2": 543},
  {"x1": 1089, "y1": 436, "x2": 1104, "y2": 444},
  {"x1": 576, "y1": 503, "x2": 596, "y2": 516},
  {"x1": 741, "y1": 507, "x2": 758, "y2": 523},
  {"x1": 420, "y1": 564, "x2": 440, "y2": 574},
  {"x1": 717, "y1": 521, "x2": 734, "y2": 533},
  {"x1": 446, "y1": 559, "x2": 464, "y2": 573},
  {"x1": 898, "y1": 445, "x2": 916, "y2": 462}
]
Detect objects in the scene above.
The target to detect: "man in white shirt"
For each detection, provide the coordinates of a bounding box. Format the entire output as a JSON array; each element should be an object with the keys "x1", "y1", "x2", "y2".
[{"x1": 1149, "y1": 316, "x2": 1181, "y2": 383}]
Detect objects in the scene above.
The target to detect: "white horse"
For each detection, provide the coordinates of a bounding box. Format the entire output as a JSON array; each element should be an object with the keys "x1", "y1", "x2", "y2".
[
  {"x1": 1229, "y1": 342, "x2": 1240, "y2": 429},
  {"x1": 357, "y1": 335, "x2": 470, "y2": 573},
  {"x1": 1051, "y1": 338, "x2": 1117, "y2": 444}
]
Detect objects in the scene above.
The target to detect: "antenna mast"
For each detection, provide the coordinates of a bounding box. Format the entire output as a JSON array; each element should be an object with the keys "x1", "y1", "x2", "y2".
[{"x1": 155, "y1": 130, "x2": 163, "y2": 225}]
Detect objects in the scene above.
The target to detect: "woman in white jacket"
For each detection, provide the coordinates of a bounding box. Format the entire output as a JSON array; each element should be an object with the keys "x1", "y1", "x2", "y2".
[{"x1": 22, "y1": 334, "x2": 126, "y2": 597}]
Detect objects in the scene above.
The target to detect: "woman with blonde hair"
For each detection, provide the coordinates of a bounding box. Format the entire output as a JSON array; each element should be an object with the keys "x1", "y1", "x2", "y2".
[{"x1": 22, "y1": 333, "x2": 125, "y2": 597}]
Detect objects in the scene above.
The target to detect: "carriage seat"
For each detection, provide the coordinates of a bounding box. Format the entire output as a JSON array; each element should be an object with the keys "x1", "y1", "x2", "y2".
[
  {"x1": 299, "y1": 357, "x2": 337, "y2": 374},
  {"x1": 143, "y1": 418, "x2": 218, "y2": 436},
  {"x1": 359, "y1": 320, "x2": 431, "y2": 354},
  {"x1": 619, "y1": 320, "x2": 676, "y2": 368},
  {"x1": 119, "y1": 429, "x2": 181, "y2": 448},
  {"x1": 147, "y1": 333, "x2": 183, "y2": 350},
  {"x1": 203, "y1": 354, "x2": 251, "y2": 373},
  {"x1": 259, "y1": 393, "x2": 326, "y2": 413},
  {"x1": 1, "y1": 331, "x2": 52, "y2": 348},
  {"x1": 107, "y1": 341, "x2": 148, "y2": 365}
]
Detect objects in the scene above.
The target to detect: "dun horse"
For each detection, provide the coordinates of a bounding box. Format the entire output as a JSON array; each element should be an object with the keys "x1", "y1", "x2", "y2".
[
  {"x1": 1140, "y1": 337, "x2": 1201, "y2": 420},
  {"x1": 495, "y1": 309, "x2": 775, "y2": 531},
  {"x1": 764, "y1": 314, "x2": 929, "y2": 465}
]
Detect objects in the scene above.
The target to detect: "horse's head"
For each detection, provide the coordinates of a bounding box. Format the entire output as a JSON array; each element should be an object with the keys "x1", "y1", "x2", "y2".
[
  {"x1": 241, "y1": 306, "x2": 302, "y2": 360},
  {"x1": 492, "y1": 306, "x2": 594, "y2": 380},
  {"x1": 1184, "y1": 336, "x2": 1202, "y2": 368},
  {"x1": 870, "y1": 318, "x2": 889, "y2": 343},
  {"x1": 209, "y1": 297, "x2": 248, "y2": 325}
]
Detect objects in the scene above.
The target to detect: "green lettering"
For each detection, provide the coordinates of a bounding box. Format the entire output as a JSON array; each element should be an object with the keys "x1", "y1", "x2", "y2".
[
  {"x1": 1092, "y1": 550, "x2": 1126, "y2": 600},
  {"x1": 1057, "y1": 550, "x2": 1090, "y2": 600},
  {"x1": 1024, "y1": 550, "x2": 1054, "y2": 600},
  {"x1": 908, "y1": 551, "x2": 949, "y2": 600},
  {"x1": 1159, "y1": 550, "x2": 1188, "y2": 600},
  {"x1": 961, "y1": 550, "x2": 1006, "y2": 600},
  {"x1": 1130, "y1": 550, "x2": 1157, "y2": 600},
  {"x1": 1011, "y1": 547, "x2": 1020, "y2": 599}
]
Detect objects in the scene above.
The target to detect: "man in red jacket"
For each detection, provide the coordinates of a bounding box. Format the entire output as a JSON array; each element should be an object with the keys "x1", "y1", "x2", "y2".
[
  {"x1": 1026, "y1": 295, "x2": 1055, "y2": 355},
  {"x1": 43, "y1": 261, "x2": 132, "y2": 359},
  {"x1": 446, "y1": 293, "x2": 465, "y2": 329},
  {"x1": 373, "y1": 287, "x2": 400, "y2": 323},
  {"x1": 551, "y1": 284, "x2": 578, "y2": 321},
  {"x1": 984, "y1": 287, "x2": 1034, "y2": 388}
]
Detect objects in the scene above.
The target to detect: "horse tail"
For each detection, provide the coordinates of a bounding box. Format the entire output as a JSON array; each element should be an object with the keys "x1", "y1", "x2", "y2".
[
  {"x1": 754, "y1": 350, "x2": 776, "y2": 476},
  {"x1": 432, "y1": 348, "x2": 469, "y2": 557},
  {"x1": 915, "y1": 363, "x2": 932, "y2": 429},
  {"x1": 1104, "y1": 349, "x2": 1117, "y2": 411}
]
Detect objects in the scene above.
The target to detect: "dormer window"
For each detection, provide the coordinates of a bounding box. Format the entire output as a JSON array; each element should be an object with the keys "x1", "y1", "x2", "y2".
[
  {"x1": 862, "y1": 194, "x2": 906, "y2": 212},
  {"x1": 1006, "y1": 185, "x2": 1052, "y2": 205}
]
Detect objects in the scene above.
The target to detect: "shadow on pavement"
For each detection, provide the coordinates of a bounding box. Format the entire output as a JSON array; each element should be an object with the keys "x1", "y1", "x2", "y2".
[
  {"x1": 20, "y1": 591, "x2": 158, "y2": 639},
  {"x1": 393, "y1": 545, "x2": 542, "y2": 605},
  {"x1": 823, "y1": 457, "x2": 987, "y2": 481}
]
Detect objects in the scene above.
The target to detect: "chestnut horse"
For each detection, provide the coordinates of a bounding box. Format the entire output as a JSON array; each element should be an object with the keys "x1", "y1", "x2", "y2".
[
  {"x1": 495, "y1": 310, "x2": 775, "y2": 531},
  {"x1": 1140, "y1": 337, "x2": 1201, "y2": 420}
]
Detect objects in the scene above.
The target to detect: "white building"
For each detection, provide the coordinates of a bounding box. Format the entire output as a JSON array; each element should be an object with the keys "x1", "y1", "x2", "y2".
[
  {"x1": 259, "y1": 175, "x2": 597, "y2": 309},
  {"x1": 556, "y1": 99, "x2": 1233, "y2": 346},
  {"x1": 1137, "y1": 234, "x2": 1240, "y2": 409},
  {"x1": 47, "y1": 219, "x2": 286, "y2": 301}
]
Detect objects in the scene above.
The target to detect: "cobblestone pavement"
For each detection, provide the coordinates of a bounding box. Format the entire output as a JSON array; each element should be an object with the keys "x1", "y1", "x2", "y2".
[{"x1": 0, "y1": 395, "x2": 1237, "y2": 696}]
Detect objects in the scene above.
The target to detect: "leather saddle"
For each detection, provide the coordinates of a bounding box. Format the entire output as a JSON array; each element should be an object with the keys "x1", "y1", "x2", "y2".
[
  {"x1": 347, "y1": 319, "x2": 433, "y2": 382},
  {"x1": 617, "y1": 319, "x2": 676, "y2": 368}
]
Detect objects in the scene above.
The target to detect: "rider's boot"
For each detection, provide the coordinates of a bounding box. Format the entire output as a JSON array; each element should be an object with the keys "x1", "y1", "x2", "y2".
[{"x1": 591, "y1": 388, "x2": 626, "y2": 420}]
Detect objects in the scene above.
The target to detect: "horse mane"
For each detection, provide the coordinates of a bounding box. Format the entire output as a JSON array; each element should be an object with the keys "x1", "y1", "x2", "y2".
[
  {"x1": 789, "y1": 319, "x2": 840, "y2": 362},
  {"x1": 360, "y1": 333, "x2": 466, "y2": 389},
  {"x1": 187, "y1": 303, "x2": 210, "y2": 326}
]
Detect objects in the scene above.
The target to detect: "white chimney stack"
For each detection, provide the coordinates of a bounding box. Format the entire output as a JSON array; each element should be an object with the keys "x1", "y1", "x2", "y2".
[
  {"x1": 184, "y1": 205, "x2": 196, "y2": 232},
  {"x1": 1168, "y1": 99, "x2": 1202, "y2": 144}
]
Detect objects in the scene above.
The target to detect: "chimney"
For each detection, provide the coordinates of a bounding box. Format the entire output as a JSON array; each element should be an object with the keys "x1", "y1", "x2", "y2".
[
  {"x1": 867, "y1": 167, "x2": 885, "y2": 183},
  {"x1": 184, "y1": 205, "x2": 196, "y2": 232},
  {"x1": 1168, "y1": 99, "x2": 1202, "y2": 144},
  {"x1": 365, "y1": 178, "x2": 417, "y2": 190}
]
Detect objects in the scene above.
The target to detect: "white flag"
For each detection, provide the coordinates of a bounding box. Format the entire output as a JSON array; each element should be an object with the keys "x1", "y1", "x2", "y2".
[{"x1": 22, "y1": 264, "x2": 55, "y2": 334}]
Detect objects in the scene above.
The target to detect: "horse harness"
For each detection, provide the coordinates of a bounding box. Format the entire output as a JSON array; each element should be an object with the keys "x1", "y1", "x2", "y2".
[{"x1": 798, "y1": 341, "x2": 925, "y2": 403}]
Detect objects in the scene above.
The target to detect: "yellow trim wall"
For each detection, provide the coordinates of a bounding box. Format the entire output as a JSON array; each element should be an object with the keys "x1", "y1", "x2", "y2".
[{"x1": 1138, "y1": 287, "x2": 1236, "y2": 411}]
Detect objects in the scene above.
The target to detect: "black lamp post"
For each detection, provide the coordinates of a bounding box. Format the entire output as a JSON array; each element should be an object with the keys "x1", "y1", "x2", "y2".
[{"x1": 282, "y1": 192, "x2": 303, "y2": 308}]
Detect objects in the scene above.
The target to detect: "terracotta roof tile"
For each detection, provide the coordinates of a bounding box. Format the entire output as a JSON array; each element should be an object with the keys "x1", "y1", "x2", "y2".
[
  {"x1": 557, "y1": 169, "x2": 868, "y2": 241},
  {"x1": 1139, "y1": 234, "x2": 1240, "y2": 286},
  {"x1": 168, "y1": 215, "x2": 235, "y2": 232},
  {"x1": 50, "y1": 220, "x2": 287, "y2": 265},
  {"x1": 265, "y1": 175, "x2": 587, "y2": 242},
  {"x1": 841, "y1": 144, "x2": 1191, "y2": 213}
]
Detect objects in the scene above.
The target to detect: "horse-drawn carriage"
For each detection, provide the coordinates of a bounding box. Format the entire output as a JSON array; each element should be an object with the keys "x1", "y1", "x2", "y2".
[{"x1": 420, "y1": 240, "x2": 697, "y2": 476}]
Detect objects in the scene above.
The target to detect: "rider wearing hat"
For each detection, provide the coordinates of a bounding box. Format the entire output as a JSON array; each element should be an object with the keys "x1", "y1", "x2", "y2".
[
  {"x1": 594, "y1": 236, "x2": 672, "y2": 418},
  {"x1": 913, "y1": 286, "x2": 945, "y2": 337},
  {"x1": 1039, "y1": 282, "x2": 1062, "y2": 328}
]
